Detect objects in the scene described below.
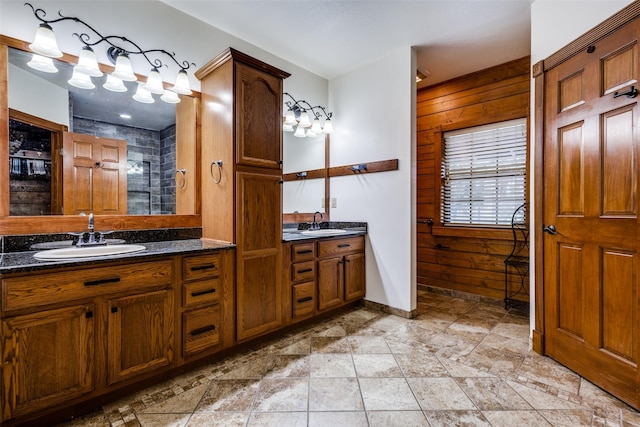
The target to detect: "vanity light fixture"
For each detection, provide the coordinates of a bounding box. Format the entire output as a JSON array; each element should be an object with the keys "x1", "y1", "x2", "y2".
[
  {"x1": 24, "y1": 2, "x2": 196, "y2": 103},
  {"x1": 283, "y1": 93, "x2": 334, "y2": 138}
]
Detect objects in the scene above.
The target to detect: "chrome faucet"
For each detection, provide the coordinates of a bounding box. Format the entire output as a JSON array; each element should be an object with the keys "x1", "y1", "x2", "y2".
[
  {"x1": 88, "y1": 213, "x2": 94, "y2": 232},
  {"x1": 72, "y1": 213, "x2": 113, "y2": 247},
  {"x1": 311, "y1": 211, "x2": 323, "y2": 230}
]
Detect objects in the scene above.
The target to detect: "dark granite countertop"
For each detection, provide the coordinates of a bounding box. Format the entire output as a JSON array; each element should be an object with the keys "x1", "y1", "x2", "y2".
[
  {"x1": 0, "y1": 239, "x2": 235, "y2": 275},
  {"x1": 282, "y1": 222, "x2": 367, "y2": 242}
]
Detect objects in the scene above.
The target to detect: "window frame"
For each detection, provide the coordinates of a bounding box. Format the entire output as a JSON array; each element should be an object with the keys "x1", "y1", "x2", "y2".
[{"x1": 433, "y1": 118, "x2": 530, "y2": 239}]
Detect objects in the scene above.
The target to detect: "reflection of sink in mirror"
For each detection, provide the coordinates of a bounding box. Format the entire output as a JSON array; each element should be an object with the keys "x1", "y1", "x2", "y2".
[
  {"x1": 34, "y1": 244, "x2": 146, "y2": 260},
  {"x1": 301, "y1": 229, "x2": 348, "y2": 236}
]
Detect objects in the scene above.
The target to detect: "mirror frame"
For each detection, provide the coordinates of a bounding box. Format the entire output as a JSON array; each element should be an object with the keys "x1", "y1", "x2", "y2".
[{"x1": 0, "y1": 36, "x2": 201, "y2": 235}]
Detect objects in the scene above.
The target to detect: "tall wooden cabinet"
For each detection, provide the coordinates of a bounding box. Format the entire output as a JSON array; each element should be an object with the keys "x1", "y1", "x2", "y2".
[{"x1": 196, "y1": 49, "x2": 290, "y2": 342}]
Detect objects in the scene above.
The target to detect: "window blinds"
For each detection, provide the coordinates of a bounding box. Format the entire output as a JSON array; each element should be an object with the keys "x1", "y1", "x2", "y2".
[{"x1": 441, "y1": 118, "x2": 527, "y2": 226}]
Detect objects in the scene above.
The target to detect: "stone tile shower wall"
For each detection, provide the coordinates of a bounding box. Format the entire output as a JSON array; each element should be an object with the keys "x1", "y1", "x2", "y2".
[
  {"x1": 160, "y1": 125, "x2": 176, "y2": 214},
  {"x1": 72, "y1": 118, "x2": 175, "y2": 215}
]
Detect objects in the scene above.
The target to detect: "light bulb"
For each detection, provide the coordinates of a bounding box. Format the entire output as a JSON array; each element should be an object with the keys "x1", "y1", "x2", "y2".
[
  {"x1": 144, "y1": 67, "x2": 165, "y2": 95},
  {"x1": 161, "y1": 90, "x2": 181, "y2": 104},
  {"x1": 322, "y1": 119, "x2": 334, "y2": 134},
  {"x1": 29, "y1": 23, "x2": 62, "y2": 58},
  {"x1": 133, "y1": 83, "x2": 154, "y2": 103},
  {"x1": 294, "y1": 126, "x2": 307, "y2": 138},
  {"x1": 103, "y1": 74, "x2": 127, "y2": 92},
  {"x1": 27, "y1": 54, "x2": 58, "y2": 73},
  {"x1": 284, "y1": 108, "x2": 297, "y2": 125},
  {"x1": 310, "y1": 118, "x2": 322, "y2": 134},
  {"x1": 68, "y1": 68, "x2": 95, "y2": 89},
  {"x1": 172, "y1": 70, "x2": 192, "y2": 95},
  {"x1": 112, "y1": 53, "x2": 137, "y2": 81},
  {"x1": 298, "y1": 111, "x2": 311, "y2": 128}
]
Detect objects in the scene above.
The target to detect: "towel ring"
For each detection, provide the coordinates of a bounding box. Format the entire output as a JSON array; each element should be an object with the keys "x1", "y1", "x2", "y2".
[
  {"x1": 175, "y1": 169, "x2": 187, "y2": 189},
  {"x1": 210, "y1": 160, "x2": 223, "y2": 184}
]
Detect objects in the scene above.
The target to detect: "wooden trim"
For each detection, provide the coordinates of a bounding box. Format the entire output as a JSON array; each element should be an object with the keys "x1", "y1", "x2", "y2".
[
  {"x1": 543, "y1": 2, "x2": 640, "y2": 72},
  {"x1": 532, "y1": 60, "x2": 544, "y2": 79},
  {"x1": 0, "y1": 43, "x2": 8, "y2": 217},
  {"x1": 533, "y1": 46, "x2": 546, "y2": 356},
  {"x1": 0, "y1": 214, "x2": 201, "y2": 235},
  {"x1": 431, "y1": 225, "x2": 514, "y2": 241},
  {"x1": 282, "y1": 168, "x2": 326, "y2": 181},
  {"x1": 196, "y1": 47, "x2": 291, "y2": 80},
  {"x1": 328, "y1": 159, "x2": 398, "y2": 178}
]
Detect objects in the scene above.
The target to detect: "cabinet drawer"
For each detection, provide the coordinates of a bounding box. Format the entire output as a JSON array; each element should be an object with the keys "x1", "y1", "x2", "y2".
[
  {"x1": 291, "y1": 261, "x2": 315, "y2": 282},
  {"x1": 183, "y1": 306, "x2": 221, "y2": 357},
  {"x1": 183, "y1": 278, "x2": 221, "y2": 308},
  {"x1": 2, "y1": 260, "x2": 173, "y2": 312},
  {"x1": 317, "y1": 237, "x2": 364, "y2": 258},
  {"x1": 182, "y1": 253, "x2": 221, "y2": 281},
  {"x1": 291, "y1": 243, "x2": 315, "y2": 262},
  {"x1": 292, "y1": 282, "x2": 314, "y2": 318}
]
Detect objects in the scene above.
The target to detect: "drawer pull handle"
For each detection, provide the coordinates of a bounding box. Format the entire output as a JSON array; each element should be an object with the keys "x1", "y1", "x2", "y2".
[
  {"x1": 296, "y1": 249, "x2": 313, "y2": 254},
  {"x1": 86, "y1": 311, "x2": 93, "y2": 319},
  {"x1": 84, "y1": 277, "x2": 121, "y2": 287},
  {"x1": 190, "y1": 325, "x2": 216, "y2": 336},
  {"x1": 191, "y1": 264, "x2": 216, "y2": 271},
  {"x1": 297, "y1": 268, "x2": 313, "y2": 273},
  {"x1": 297, "y1": 296, "x2": 313, "y2": 303},
  {"x1": 191, "y1": 288, "x2": 216, "y2": 297},
  {"x1": 338, "y1": 244, "x2": 351, "y2": 248}
]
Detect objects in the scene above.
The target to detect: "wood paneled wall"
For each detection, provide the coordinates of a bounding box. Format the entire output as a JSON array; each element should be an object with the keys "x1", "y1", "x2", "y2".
[{"x1": 416, "y1": 56, "x2": 531, "y2": 302}]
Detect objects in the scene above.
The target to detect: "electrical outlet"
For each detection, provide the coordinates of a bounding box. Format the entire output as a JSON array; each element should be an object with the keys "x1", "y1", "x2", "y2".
[
  {"x1": 321, "y1": 198, "x2": 325, "y2": 208},
  {"x1": 331, "y1": 198, "x2": 337, "y2": 208}
]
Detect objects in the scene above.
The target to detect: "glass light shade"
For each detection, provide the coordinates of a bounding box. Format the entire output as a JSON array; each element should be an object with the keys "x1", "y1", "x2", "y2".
[
  {"x1": 283, "y1": 123, "x2": 294, "y2": 132},
  {"x1": 75, "y1": 46, "x2": 103, "y2": 77},
  {"x1": 310, "y1": 118, "x2": 322, "y2": 134},
  {"x1": 284, "y1": 109, "x2": 297, "y2": 125},
  {"x1": 133, "y1": 83, "x2": 154, "y2": 104},
  {"x1": 27, "y1": 54, "x2": 58, "y2": 73},
  {"x1": 112, "y1": 54, "x2": 137, "y2": 81},
  {"x1": 68, "y1": 68, "x2": 95, "y2": 89},
  {"x1": 160, "y1": 90, "x2": 181, "y2": 104},
  {"x1": 322, "y1": 119, "x2": 334, "y2": 134},
  {"x1": 103, "y1": 74, "x2": 127, "y2": 92},
  {"x1": 144, "y1": 67, "x2": 165, "y2": 95},
  {"x1": 172, "y1": 70, "x2": 192, "y2": 95},
  {"x1": 29, "y1": 23, "x2": 63, "y2": 58},
  {"x1": 293, "y1": 126, "x2": 307, "y2": 138},
  {"x1": 298, "y1": 111, "x2": 311, "y2": 128}
]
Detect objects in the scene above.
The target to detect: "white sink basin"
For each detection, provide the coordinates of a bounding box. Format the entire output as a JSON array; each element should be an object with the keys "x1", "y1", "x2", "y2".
[
  {"x1": 34, "y1": 244, "x2": 146, "y2": 260},
  {"x1": 301, "y1": 229, "x2": 349, "y2": 237}
]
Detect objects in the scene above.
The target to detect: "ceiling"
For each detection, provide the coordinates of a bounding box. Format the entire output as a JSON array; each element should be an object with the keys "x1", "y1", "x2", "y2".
[{"x1": 162, "y1": 0, "x2": 533, "y2": 88}]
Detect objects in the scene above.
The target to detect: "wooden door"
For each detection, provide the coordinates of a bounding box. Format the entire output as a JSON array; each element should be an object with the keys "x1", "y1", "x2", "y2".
[
  {"x1": 63, "y1": 132, "x2": 127, "y2": 215},
  {"x1": 235, "y1": 171, "x2": 282, "y2": 341},
  {"x1": 1, "y1": 305, "x2": 94, "y2": 420},
  {"x1": 107, "y1": 290, "x2": 173, "y2": 384},
  {"x1": 544, "y1": 22, "x2": 640, "y2": 408},
  {"x1": 317, "y1": 257, "x2": 343, "y2": 311},
  {"x1": 344, "y1": 252, "x2": 366, "y2": 302},
  {"x1": 235, "y1": 62, "x2": 283, "y2": 169}
]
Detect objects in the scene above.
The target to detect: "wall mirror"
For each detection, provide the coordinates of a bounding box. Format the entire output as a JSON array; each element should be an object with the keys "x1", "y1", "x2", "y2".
[
  {"x1": 282, "y1": 130, "x2": 327, "y2": 216},
  {"x1": 0, "y1": 38, "x2": 200, "y2": 234}
]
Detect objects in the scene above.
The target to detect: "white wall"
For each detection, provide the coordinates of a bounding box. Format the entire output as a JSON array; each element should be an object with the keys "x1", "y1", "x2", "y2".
[
  {"x1": 328, "y1": 47, "x2": 416, "y2": 312},
  {"x1": 8, "y1": 63, "x2": 70, "y2": 126},
  {"x1": 529, "y1": 0, "x2": 634, "y2": 333}
]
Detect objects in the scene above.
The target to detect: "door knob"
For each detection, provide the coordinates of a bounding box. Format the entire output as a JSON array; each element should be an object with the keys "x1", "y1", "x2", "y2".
[{"x1": 543, "y1": 224, "x2": 557, "y2": 235}]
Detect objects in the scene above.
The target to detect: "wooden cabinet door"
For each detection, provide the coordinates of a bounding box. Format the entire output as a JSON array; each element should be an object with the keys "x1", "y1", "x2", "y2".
[
  {"x1": 344, "y1": 252, "x2": 366, "y2": 302},
  {"x1": 107, "y1": 290, "x2": 173, "y2": 384},
  {"x1": 235, "y1": 62, "x2": 282, "y2": 169},
  {"x1": 1, "y1": 305, "x2": 94, "y2": 421},
  {"x1": 62, "y1": 132, "x2": 127, "y2": 215},
  {"x1": 543, "y1": 22, "x2": 640, "y2": 409},
  {"x1": 317, "y1": 257, "x2": 344, "y2": 311},
  {"x1": 236, "y1": 171, "x2": 282, "y2": 341}
]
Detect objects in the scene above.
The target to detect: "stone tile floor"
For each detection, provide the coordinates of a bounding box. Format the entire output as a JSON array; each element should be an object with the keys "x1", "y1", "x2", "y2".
[{"x1": 58, "y1": 290, "x2": 640, "y2": 426}]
